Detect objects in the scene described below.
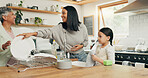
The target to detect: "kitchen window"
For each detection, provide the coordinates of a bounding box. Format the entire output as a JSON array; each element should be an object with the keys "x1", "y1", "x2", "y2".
[{"x1": 98, "y1": 0, "x2": 129, "y2": 38}]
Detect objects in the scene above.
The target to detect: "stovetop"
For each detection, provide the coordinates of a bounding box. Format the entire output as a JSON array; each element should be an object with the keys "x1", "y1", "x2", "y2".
[{"x1": 116, "y1": 50, "x2": 148, "y2": 53}]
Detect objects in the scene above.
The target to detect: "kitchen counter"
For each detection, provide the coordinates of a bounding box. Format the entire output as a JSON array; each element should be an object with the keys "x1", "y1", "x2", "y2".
[
  {"x1": 1, "y1": 64, "x2": 148, "y2": 78},
  {"x1": 116, "y1": 51, "x2": 148, "y2": 55}
]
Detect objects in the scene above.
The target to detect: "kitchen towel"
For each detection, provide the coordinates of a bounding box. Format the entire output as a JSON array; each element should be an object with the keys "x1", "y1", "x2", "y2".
[{"x1": 86, "y1": 52, "x2": 95, "y2": 67}]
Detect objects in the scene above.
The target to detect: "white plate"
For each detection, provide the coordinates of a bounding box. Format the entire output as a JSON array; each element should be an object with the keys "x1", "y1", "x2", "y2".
[
  {"x1": 10, "y1": 36, "x2": 35, "y2": 60},
  {"x1": 34, "y1": 53, "x2": 57, "y2": 59}
]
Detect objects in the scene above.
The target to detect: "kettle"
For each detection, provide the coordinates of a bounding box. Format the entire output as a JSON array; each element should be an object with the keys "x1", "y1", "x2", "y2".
[
  {"x1": 135, "y1": 45, "x2": 147, "y2": 51},
  {"x1": 135, "y1": 38, "x2": 147, "y2": 51}
]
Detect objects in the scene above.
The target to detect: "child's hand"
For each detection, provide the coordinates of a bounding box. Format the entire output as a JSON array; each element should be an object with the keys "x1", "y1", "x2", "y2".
[
  {"x1": 92, "y1": 55, "x2": 97, "y2": 60},
  {"x1": 91, "y1": 55, "x2": 104, "y2": 64}
]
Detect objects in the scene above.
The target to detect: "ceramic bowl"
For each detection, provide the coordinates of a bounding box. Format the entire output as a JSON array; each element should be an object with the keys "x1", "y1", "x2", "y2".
[{"x1": 57, "y1": 59, "x2": 72, "y2": 69}]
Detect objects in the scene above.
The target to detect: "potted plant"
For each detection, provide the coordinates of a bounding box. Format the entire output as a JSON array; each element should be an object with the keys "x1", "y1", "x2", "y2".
[
  {"x1": 15, "y1": 10, "x2": 23, "y2": 25},
  {"x1": 35, "y1": 17, "x2": 42, "y2": 25},
  {"x1": 18, "y1": 1, "x2": 23, "y2": 7}
]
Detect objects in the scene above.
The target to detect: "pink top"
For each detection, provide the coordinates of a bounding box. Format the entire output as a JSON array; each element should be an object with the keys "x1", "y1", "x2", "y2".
[
  {"x1": 6, "y1": 30, "x2": 16, "y2": 65},
  {"x1": 7, "y1": 30, "x2": 15, "y2": 39}
]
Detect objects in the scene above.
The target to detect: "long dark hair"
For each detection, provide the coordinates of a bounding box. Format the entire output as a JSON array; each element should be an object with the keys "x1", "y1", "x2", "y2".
[
  {"x1": 60, "y1": 6, "x2": 81, "y2": 31},
  {"x1": 100, "y1": 27, "x2": 113, "y2": 46}
]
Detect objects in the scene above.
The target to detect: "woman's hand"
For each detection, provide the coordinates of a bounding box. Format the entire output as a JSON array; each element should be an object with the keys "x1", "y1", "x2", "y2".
[
  {"x1": 71, "y1": 45, "x2": 83, "y2": 52},
  {"x1": 2, "y1": 41, "x2": 11, "y2": 50},
  {"x1": 17, "y1": 32, "x2": 38, "y2": 39}
]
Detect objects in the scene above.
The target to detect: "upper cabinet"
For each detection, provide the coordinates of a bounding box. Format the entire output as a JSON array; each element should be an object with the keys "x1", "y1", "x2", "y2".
[{"x1": 8, "y1": 6, "x2": 61, "y2": 15}]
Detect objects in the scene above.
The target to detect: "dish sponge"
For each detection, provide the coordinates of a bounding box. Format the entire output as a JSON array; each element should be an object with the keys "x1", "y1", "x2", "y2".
[{"x1": 103, "y1": 60, "x2": 112, "y2": 66}]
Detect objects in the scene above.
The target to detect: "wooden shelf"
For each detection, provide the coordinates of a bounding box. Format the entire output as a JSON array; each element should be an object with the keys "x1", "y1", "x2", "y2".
[
  {"x1": 56, "y1": 0, "x2": 99, "y2": 5},
  {"x1": 8, "y1": 6, "x2": 61, "y2": 15},
  {"x1": 17, "y1": 24, "x2": 54, "y2": 27}
]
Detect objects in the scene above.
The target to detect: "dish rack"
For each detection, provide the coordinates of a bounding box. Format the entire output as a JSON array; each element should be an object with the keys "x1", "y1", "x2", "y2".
[{"x1": 7, "y1": 55, "x2": 56, "y2": 73}]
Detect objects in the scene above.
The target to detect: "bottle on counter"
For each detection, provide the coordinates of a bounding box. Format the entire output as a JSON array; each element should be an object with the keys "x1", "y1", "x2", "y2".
[
  {"x1": 56, "y1": 47, "x2": 65, "y2": 60},
  {"x1": 51, "y1": 40, "x2": 57, "y2": 59}
]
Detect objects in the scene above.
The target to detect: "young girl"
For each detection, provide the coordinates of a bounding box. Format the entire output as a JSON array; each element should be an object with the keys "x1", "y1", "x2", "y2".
[{"x1": 86, "y1": 27, "x2": 115, "y2": 67}]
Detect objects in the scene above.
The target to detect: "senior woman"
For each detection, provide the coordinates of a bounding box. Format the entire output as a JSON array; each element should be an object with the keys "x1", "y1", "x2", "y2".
[
  {"x1": 18, "y1": 6, "x2": 88, "y2": 62},
  {"x1": 0, "y1": 7, "x2": 18, "y2": 66}
]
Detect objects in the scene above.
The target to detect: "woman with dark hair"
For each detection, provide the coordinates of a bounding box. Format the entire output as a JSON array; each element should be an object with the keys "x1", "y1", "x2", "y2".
[
  {"x1": 18, "y1": 6, "x2": 88, "y2": 62},
  {"x1": 0, "y1": 7, "x2": 18, "y2": 66}
]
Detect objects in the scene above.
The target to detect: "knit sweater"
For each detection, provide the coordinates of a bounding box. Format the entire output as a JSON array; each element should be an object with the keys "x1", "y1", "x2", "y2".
[{"x1": 37, "y1": 23, "x2": 88, "y2": 54}]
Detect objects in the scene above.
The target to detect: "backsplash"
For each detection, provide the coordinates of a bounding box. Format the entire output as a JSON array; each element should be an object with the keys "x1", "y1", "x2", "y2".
[{"x1": 119, "y1": 13, "x2": 148, "y2": 48}]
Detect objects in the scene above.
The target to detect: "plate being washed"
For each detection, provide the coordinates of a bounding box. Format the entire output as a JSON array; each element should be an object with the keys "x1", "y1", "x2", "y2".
[{"x1": 10, "y1": 36, "x2": 35, "y2": 61}]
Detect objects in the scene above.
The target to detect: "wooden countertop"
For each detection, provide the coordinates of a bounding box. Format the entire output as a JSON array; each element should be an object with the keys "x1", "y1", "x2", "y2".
[{"x1": 0, "y1": 64, "x2": 148, "y2": 78}]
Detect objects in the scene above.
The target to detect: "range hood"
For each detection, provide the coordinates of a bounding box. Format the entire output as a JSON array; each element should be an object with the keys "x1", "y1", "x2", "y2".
[{"x1": 115, "y1": 0, "x2": 148, "y2": 14}]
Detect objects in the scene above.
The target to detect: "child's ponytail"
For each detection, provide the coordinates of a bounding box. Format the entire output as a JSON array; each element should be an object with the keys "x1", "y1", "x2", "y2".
[{"x1": 110, "y1": 40, "x2": 113, "y2": 46}]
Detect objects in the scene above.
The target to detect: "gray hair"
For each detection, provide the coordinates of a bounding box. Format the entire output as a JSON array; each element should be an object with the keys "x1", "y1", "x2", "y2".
[{"x1": 0, "y1": 7, "x2": 13, "y2": 23}]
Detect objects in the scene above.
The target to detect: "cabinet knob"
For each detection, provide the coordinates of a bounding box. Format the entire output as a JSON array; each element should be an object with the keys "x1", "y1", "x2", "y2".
[
  {"x1": 143, "y1": 58, "x2": 145, "y2": 60},
  {"x1": 127, "y1": 56, "x2": 130, "y2": 59}
]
